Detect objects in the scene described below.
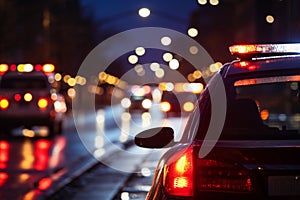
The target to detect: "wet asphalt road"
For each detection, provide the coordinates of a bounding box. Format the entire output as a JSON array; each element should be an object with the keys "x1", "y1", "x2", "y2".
[{"x1": 0, "y1": 105, "x2": 188, "y2": 200}]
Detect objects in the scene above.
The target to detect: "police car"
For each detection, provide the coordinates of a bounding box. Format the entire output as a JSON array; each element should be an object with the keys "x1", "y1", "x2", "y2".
[
  {"x1": 135, "y1": 44, "x2": 300, "y2": 200},
  {"x1": 0, "y1": 63, "x2": 67, "y2": 136}
]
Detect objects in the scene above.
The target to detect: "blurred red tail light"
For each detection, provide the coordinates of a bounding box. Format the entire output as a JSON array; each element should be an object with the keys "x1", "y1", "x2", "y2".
[
  {"x1": 10, "y1": 64, "x2": 17, "y2": 71},
  {"x1": 14, "y1": 94, "x2": 22, "y2": 102},
  {"x1": 0, "y1": 141, "x2": 9, "y2": 169},
  {"x1": 35, "y1": 140, "x2": 51, "y2": 171},
  {"x1": 163, "y1": 146, "x2": 253, "y2": 198},
  {"x1": 38, "y1": 177, "x2": 52, "y2": 190},
  {"x1": 0, "y1": 172, "x2": 8, "y2": 186},
  {"x1": 164, "y1": 147, "x2": 194, "y2": 197},
  {"x1": 37, "y1": 98, "x2": 48, "y2": 109},
  {"x1": 196, "y1": 159, "x2": 253, "y2": 193},
  {"x1": 35, "y1": 64, "x2": 42, "y2": 71}
]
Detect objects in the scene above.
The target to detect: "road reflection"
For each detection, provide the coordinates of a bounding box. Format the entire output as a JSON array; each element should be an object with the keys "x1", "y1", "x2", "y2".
[
  {"x1": 0, "y1": 136, "x2": 66, "y2": 195},
  {"x1": 94, "y1": 105, "x2": 186, "y2": 150},
  {"x1": 93, "y1": 108, "x2": 161, "y2": 159},
  {"x1": 1, "y1": 137, "x2": 66, "y2": 171}
]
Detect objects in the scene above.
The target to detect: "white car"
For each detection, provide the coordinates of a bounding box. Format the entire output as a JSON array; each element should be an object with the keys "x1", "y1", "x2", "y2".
[{"x1": 0, "y1": 63, "x2": 67, "y2": 136}]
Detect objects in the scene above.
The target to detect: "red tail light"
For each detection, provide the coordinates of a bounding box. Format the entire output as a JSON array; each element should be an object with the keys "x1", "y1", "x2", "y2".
[
  {"x1": 10, "y1": 64, "x2": 16, "y2": 71},
  {"x1": 38, "y1": 177, "x2": 52, "y2": 190},
  {"x1": 35, "y1": 140, "x2": 51, "y2": 171},
  {"x1": 14, "y1": 94, "x2": 22, "y2": 102},
  {"x1": 196, "y1": 159, "x2": 253, "y2": 193},
  {"x1": 35, "y1": 64, "x2": 42, "y2": 71},
  {"x1": 164, "y1": 147, "x2": 194, "y2": 197},
  {"x1": 0, "y1": 98, "x2": 9, "y2": 110},
  {"x1": 38, "y1": 98, "x2": 48, "y2": 109},
  {"x1": 163, "y1": 146, "x2": 253, "y2": 198},
  {"x1": 0, "y1": 172, "x2": 8, "y2": 186},
  {"x1": 0, "y1": 141, "x2": 9, "y2": 169}
]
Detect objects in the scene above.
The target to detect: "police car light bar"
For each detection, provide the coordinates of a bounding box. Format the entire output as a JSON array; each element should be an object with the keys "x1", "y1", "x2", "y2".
[
  {"x1": 229, "y1": 44, "x2": 300, "y2": 56},
  {"x1": 0, "y1": 64, "x2": 55, "y2": 74},
  {"x1": 0, "y1": 64, "x2": 9, "y2": 74}
]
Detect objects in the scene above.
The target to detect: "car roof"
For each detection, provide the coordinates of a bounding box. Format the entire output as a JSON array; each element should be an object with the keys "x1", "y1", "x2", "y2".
[{"x1": 1, "y1": 71, "x2": 49, "y2": 79}]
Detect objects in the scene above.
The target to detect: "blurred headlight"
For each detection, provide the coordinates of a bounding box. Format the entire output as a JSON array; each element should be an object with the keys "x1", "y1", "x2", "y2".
[
  {"x1": 183, "y1": 102, "x2": 194, "y2": 112},
  {"x1": 160, "y1": 101, "x2": 171, "y2": 112},
  {"x1": 121, "y1": 98, "x2": 131, "y2": 109},
  {"x1": 54, "y1": 101, "x2": 67, "y2": 113},
  {"x1": 142, "y1": 99, "x2": 152, "y2": 109}
]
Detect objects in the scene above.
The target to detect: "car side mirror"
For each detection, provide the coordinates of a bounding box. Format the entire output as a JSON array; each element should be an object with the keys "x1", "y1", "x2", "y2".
[{"x1": 134, "y1": 127, "x2": 175, "y2": 148}]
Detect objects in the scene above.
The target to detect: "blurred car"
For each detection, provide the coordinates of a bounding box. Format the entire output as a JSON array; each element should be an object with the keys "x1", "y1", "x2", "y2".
[
  {"x1": 0, "y1": 63, "x2": 67, "y2": 136},
  {"x1": 95, "y1": 83, "x2": 117, "y2": 108},
  {"x1": 121, "y1": 85, "x2": 153, "y2": 112},
  {"x1": 135, "y1": 44, "x2": 300, "y2": 200},
  {"x1": 159, "y1": 82, "x2": 203, "y2": 117}
]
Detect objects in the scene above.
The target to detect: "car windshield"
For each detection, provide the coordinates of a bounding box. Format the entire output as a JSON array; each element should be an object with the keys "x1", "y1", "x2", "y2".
[
  {"x1": 0, "y1": 77, "x2": 48, "y2": 90},
  {"x1": 221, "y1": 75, "x2": 300, "y2": 140}
]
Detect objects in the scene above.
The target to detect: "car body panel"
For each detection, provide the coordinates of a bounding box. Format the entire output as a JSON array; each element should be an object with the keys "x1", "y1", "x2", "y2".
[{"x1": 139, "y1": 45, "x2": 300, "y2": 200}]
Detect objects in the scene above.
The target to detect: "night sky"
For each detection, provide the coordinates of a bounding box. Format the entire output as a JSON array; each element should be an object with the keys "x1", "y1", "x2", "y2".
[
  {"x1": 1, "y1": 0, "x2": 300, "y2": 75},
  {"x1": 80, "y1": 0, "x2": 197, "y2": 33}
]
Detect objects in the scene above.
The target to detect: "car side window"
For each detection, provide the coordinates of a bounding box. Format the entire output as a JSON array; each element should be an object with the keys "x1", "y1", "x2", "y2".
[{"x1": 180, "y1": 88, "x2": 210, "y2": 143}]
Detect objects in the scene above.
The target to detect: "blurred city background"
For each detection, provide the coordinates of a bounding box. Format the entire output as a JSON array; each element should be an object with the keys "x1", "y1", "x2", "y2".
[{"x1": 1, "y1": 1, "x2": 300, "y2": 199}]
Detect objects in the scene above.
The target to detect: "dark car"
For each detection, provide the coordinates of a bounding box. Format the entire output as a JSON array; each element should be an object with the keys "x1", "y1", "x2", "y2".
[{"x1": 135, "y1": 44, "x2": 300, "y2": 200}]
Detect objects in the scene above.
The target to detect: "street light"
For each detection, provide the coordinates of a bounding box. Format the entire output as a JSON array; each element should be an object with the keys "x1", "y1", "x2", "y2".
[
  {"x1": 138, "y1": 8, "x2": 151, "y2": 18},
  {"x1": 161, "y1": 36, "x2": 172, "y2": 46},
  {"x1": 188, "y1": 28, "x2": 198, "y2": 37},
  {"x1": 169, "y1": 59, "x2": 180, "y2": 70},
  {"x1": 266, "y1": 15, "x2": 275, "y2": 24}
]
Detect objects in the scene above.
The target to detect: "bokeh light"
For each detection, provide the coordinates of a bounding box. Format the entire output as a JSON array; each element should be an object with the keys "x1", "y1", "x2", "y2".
[
  {"x1": 155, "y1": 68, "x2": 165, "y2": 78},
  {"x1": 67, "y1": 88, "x2": 76, "y2": 98},
  {"x1": 161, "y1": 36, "x2": 172, "y2": 46},
  {"x1": 150, "y1": 62, "x2": 160, "y2": 71},
  {"x1": 67, "y1": 78, "x2": 76, "y2": 87},
  {"x1": 54, "y1": 73, "x2": 62, "y2": 81},
  {"x1": 163, "y1": 52, "x2": 173, "y2": 62},
  {"x1": 189, "y1": 46, "x2": 199, "y2": 54},
  {"x1": 128, "y1": 55, "x2": 138, "y2": 64},
  {"x1": 188, "y1": 28, "x2": 198, "y2": 37},
  {"x1": 169, "y1": 59, "x2": 179, "y2": 70},
  {"x1": 266, "y1": 15, "x2": 275, "y2": 24},
  {"x1": 193, "y1": 70, "x2": 202, "y2": 79},
  {"x1": 138, "y1": 8, "x2": 151, "y2": 18},
  {"x1": 209, "y1": 0, "x2": 219, "y2": 6},
  {"x1": 135, "y1": 47, "x2": 146, "y2": 56},
  {"x1": 198, "y1": 0, "x2": 207, "y2": 5}
]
